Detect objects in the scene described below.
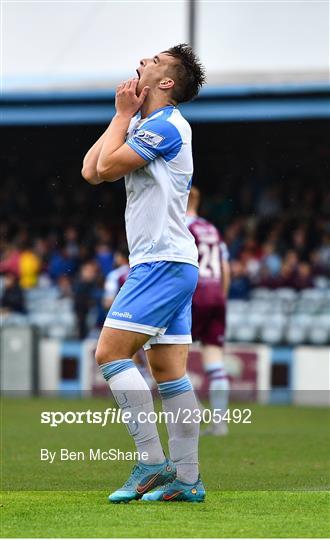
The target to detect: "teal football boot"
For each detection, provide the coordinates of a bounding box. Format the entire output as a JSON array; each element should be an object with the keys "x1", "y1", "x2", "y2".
[
  {"x1": 108, "y1": 459, "x2": 176, "y2": 503},
  {"x1": 141, "y1": 475, "x2": 205, "y2": 502}
]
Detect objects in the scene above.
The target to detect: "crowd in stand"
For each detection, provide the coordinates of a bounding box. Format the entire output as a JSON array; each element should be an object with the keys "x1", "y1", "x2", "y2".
[{"x1": 1, "y1": 179, "x2": 329, "y2": 336}]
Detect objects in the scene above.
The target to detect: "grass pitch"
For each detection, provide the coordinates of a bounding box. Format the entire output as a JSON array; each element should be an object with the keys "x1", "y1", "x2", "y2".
[
  {"x1": 3, "y1": 490, "x2": 329, "y2": 538},
  {"x1": 1, "y1": 398, "x2": 330, "y2": 537}
]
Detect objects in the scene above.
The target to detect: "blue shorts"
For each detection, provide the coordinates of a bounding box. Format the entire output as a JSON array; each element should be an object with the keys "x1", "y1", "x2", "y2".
[{"x1": 104, "y1": 261, "x2": 198, "y2": 349}]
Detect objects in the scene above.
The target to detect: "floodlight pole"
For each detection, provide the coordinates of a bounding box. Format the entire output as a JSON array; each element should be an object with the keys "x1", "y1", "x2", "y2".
[{"x1": 188, "y1": 0, "x2": 197, "y2": 50}]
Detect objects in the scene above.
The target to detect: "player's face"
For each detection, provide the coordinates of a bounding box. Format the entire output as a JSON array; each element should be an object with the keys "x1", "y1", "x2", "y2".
[{"x1": 136, "y1": 52, "x2": 176, "y2": 95}]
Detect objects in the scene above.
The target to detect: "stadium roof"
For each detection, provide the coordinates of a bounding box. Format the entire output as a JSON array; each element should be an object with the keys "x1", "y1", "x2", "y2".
[{"x1": 1, "y1": 82, "x2": 329, "y2": 125}]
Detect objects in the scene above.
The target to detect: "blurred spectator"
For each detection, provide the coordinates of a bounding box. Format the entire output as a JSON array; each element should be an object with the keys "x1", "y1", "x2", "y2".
[
  {"x1": 310, "y1": 249, "x2": 328, "y2": 277},
  {"x1": 64, "y1": 226, "x2": 80, "y2": 258},
  {"x1": 260, "y1": 242, "x2": 281, "y2": 276},
  {"x1": 0, "y1": 272, "x2": 25, "y2": 313},
  {"x1": 19, "y1": 244, "x2": 41, "y2": 288},
  {"x1": 239, "y1": 237, "x2": 261, "y2": 280},
  {"x1": 228, "y1": 261, "x2": 251, "y2": 300},
  {"x1": 95, "y1": 243, "x2": 114, "y2": 277},
  {"x1": 48, "y1": 246, "x2": 78, "y2": 281},
  {"x1": 274, "y1": 261, "x2": 296, "y2": 288},
  {"x1": 295, "y1": 262, "x2": 314, "y2": 290},
  {"x1": 0, "y1": 244, "x2": 20, "y2": 276},
  {"x1": 318, "y1": 232, "x2": 330, "y2": 271},
  {"x1": 33, "y1": 238, "x2": 50, "y2": 272},
  {"x1": 291, "y1": 226, "x2": 309, "y2": 259},
  {"x1": 73, "y1": 261, "x2": 99, "y2": 339},
  {"x1": 284, "y1": 250, "x2": 299, "y2": 274},
  {"x1": 224, "y1": 220, "x2": 245, "y2": 259},
  {"x1": 56, "y1": 274, "x2": 73, "y2": 299}
]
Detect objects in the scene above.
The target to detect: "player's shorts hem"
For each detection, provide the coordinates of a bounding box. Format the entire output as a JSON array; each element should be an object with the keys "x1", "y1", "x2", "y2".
[
  {"x1": 104, "y1": 318, "x2": 166, "y2": 337},
  {"x1": 129, "y1": 256, "x2": 199, "y2": 269},
  {"x1": 143, "y1": 334, "x2": 192, "y2": 350}
]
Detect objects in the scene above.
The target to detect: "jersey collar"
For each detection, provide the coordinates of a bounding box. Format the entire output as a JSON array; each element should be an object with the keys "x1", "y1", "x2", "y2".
[
  {"x1": 134, "y1": 105, "x2": 175, "y2": 130},
  {"x1": 149, "y1": 105, "x2": 175, "y2": 118},
  {"x1": 138, "y1": 105, "x2": 176, "y2": 121}
]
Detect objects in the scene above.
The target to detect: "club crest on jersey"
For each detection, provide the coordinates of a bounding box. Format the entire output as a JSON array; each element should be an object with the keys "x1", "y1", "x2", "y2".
[{"x1": 136, "y1": 130, "x2": 164, "y2": 147}]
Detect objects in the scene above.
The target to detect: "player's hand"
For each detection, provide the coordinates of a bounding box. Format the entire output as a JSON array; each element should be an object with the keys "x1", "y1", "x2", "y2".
[{"x1": 115, "y1": 79, "x2": 150, "y2": 117}]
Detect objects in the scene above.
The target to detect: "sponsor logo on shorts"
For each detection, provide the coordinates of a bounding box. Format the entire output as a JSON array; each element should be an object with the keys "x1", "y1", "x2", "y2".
[{"x1": 111, "y1": 311, "x2": 133, "y2": 319}]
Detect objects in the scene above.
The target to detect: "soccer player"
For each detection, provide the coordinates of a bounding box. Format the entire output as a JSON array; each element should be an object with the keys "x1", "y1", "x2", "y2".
[
  {"x1": 187, "y1": 186, "x2": 231, "y2": 436},
  {"x1": 82, "y1": 44, "x2": 206, "y2": 503}
]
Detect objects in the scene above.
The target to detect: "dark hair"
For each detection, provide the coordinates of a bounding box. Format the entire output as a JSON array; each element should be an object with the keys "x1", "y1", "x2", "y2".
[{"x1": 163, "y1": 43, "x2": 206, "y2": 103}]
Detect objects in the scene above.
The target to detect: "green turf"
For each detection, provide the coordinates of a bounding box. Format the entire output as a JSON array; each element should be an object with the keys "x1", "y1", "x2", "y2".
[
  {"x1": 1, "y1": 491, "x2": 330, "y2": 538},
  {"x1": 1, "y1": 397, "x2": 330, "y2": 537}
]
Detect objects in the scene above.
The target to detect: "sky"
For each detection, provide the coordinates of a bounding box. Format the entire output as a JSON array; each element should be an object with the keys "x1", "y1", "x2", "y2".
[{"x1": 2, "y1": 0, "x2": 329, "y2": 90}]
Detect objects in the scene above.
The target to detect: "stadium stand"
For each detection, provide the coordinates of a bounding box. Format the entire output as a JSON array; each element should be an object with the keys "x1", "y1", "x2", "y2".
[{"x1": 1, "y1": 89, "x2": 329, "y2": 346}]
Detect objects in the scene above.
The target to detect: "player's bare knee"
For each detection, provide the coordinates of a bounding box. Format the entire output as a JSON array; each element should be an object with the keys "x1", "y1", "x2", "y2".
[
  {"x1": 149, "y1": 357, "x2": 186, "y2": 382},
  {"x1": 95, "y1": 343, "x2": 130, "y2": 365},
  {"x1": 149, "y1": 364, "x2": 163, "y2": 380},
  {"x1": 150, "y1": 364, "x2": 186, "y2": 384}
]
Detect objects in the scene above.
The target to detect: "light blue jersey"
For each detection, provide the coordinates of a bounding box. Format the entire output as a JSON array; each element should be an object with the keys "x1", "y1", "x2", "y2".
[
  {"x1": 104, "y1": 106, "x2": 199, "y2": 345},
  {"x1": 125, "y1": 105, "x2": 198, "y2": 268}
]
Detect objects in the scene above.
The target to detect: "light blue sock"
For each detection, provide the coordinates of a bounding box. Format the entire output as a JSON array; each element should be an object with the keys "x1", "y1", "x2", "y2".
[
  {"x1": 100, "y1": 359, "x2": 164, "y2": 464},
  {"x1": 158, "y1": 375, "x2": 200, "y2": 483},
  {"x1": 100, "y1": 358, "x2": 135, "y2": 381}
]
